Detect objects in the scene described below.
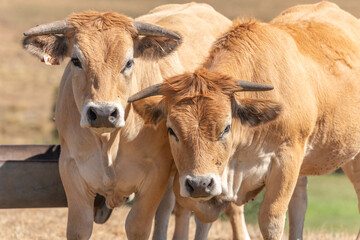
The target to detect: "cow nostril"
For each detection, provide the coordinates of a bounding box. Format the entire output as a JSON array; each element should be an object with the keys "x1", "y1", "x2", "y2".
[
  {"x1": 88, "y1": 107, "x2": 97, "y2": 122},
  {"x1": 207, "y1": 178, "x2": 214, "y2": 189},
  {"x1": 185, "y1": 179, "x2": 194, "y2": 193},
  {"x1": 110, "y1": 109, "x2": 118, "y2": 118},
  {"x1": 109, "y1": 109, "x2": 119, "y2": 123}
]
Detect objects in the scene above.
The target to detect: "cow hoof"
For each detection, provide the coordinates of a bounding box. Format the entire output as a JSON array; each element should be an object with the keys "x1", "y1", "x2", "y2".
[{"x1": 94, "y1": 194, "x2": 113, "y2": 224}]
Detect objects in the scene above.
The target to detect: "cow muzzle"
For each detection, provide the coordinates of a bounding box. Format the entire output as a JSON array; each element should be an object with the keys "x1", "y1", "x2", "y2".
[
  {"x1": 180, "y1": 174, "x2": 222, "y2": 199},
  {"x1": 80, "y1": 102, "x2": 125, "y2": 129}
]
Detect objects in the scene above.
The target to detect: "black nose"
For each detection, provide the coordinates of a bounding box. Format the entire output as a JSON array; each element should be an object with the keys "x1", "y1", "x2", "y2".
[
  {"x1": 87, "y1": 106, "x2": 119, "y2": 128},
  {"x1": 185, "y1": 177, "x2": 215, "y2": 198}
]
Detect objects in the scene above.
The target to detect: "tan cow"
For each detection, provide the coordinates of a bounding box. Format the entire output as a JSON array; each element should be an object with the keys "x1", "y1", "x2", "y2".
[
  {"x1": 158, "y1": 180, "x2": 250, "y2": 240},
  {"x1": 23, "y1": 3, "x2": 231, "y2": 239},
  {"x1": 129, "y1": 2, "x2": 360, "y2": 239}
]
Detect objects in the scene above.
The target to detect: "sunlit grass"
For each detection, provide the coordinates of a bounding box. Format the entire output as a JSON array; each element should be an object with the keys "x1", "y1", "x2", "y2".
[
  {"x1": 242, "y1": 173, "x2": 359, "y2": 234},
  {"x1": 305, "y1": 174, "x2": 359, "y2": 233}
]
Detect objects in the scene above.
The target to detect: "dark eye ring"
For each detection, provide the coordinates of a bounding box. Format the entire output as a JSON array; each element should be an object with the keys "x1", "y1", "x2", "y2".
[
  {"x1": 126, "y1": 59, "x2": 134, "y2": 69},
  {"x1": 121, "y1": 59, "x2": 134, "y2": 73},
  {"x1": 219, "y1": 125, "x2": 231, "y2": 140},
  {"x1": 71, "y1": 57, "x2": 82, "y2": 68},
  {"x1": 168, "y1": 127, "x2": 179, "y2": 142}
]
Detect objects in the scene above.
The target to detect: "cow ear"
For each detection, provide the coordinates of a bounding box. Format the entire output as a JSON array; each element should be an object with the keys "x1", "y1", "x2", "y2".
[
  {"x1": 131, "y1": 96, "x2": 166, "y2": 127},
  {"x1": 23, "y1": 35, "x2": 71, "y2": 65},
  {"x1": 134, "y1": 35, "x2": 182, "y2": 59},
  {"x1": 233, "y1": 98, "x2": 282, "y2": 127}
]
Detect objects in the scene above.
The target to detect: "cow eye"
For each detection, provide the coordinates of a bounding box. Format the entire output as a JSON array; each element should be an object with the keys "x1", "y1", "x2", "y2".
[
  {"x1": 126, "y1": 59, "x2": 134, "y2": 69},
  {"x1": 168, "y1": 127, "x2": 179, "y2": 142},
  {"x1": 218, "y1": 125, "x2": 231, "y2": 140},
  {"x1": 122, "y1": 59, "x2": 134, "y2": 73},
  {"x1": 71, "y1": 57, "x2": 82, "y2": 68}
]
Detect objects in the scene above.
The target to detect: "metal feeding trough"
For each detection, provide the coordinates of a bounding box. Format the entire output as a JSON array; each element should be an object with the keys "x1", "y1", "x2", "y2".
[
  {"x1": 0, "y1": 145, "x2": 65, "y2": 208},
  {"x1": 0, "y1": 145, "x2": 112, "y2": 223}
]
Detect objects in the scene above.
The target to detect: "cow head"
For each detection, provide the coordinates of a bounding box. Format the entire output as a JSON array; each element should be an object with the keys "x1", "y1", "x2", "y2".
[
  {"x1": 23, "y1": 11, "x2": 181, "y2": 134},
  {"x1": 129, "y1": 68, "x2": 281, "y2": 200}
]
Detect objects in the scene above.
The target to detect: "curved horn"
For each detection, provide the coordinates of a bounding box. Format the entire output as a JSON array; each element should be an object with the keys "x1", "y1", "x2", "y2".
[
  {"x1": 24, "y1": 20, "x2": 73, "y2": 36},
  {"x1": 133, "y1": 22, "x2": 181, "y2": 40},
  {"x1": 237, "y1": 80, "x2": 274, "y2": 91},
  {"x1": 128, "y1": 83, "x2": 163, "y2": 103}
]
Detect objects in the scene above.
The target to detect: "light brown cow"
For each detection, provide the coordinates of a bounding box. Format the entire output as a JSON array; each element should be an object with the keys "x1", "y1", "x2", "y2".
[
  {"x1": 159, "y1": 180, "x2": 250, "y2": 240},
  {"x1": 23, "y1": 3, "x2": 231, "y2": 239},
  {"x1": 129, "y1": 2, "x2": 360, "y2": 239}
]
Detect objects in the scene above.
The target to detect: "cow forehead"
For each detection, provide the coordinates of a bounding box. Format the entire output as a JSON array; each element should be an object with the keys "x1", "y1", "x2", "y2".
[
  {"x1": 68, "y1": 11, "x2": 136, "y2": 60},
  {"x1": 74, "y1": 29, "x2": 133, "y2": 66},
  {"x1": 168, "y1": 95, "x2": 232, "y2": 138},
  {"x1": 68, "y1": 11, "x2": 136, "y2": 36}
]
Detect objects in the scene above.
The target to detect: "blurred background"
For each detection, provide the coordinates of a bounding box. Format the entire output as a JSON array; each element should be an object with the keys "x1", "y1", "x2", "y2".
[{"x1": 0, "y1": 0, "x2": 359, "y2": 239}]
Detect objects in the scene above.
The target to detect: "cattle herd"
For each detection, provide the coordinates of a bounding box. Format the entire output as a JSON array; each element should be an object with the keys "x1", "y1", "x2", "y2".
[{"x1": 21, "y1": 1, "x2": 360, "y2": 240}]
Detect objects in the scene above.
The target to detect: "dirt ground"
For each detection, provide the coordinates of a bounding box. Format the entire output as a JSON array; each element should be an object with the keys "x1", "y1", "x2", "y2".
[{"x1": 0, "y1": 206, "x2": 357, "y2": 240}]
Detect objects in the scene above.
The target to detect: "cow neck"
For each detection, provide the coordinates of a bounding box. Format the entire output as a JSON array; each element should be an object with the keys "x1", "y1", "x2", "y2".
[
  {"x1": 94, "y1": 130, "x2": 121, "y2": 190},
  {"x1": 121, "y1": 58, "x2": 164, "y2": 142}
]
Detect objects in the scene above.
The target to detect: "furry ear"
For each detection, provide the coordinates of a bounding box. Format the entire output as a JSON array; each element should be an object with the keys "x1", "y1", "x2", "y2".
[
  {"x1": 22, "y1": 35, "x2": 71, "y2": 65},
  {"x1": 233, "y1": 98, "x2": 282, "y2": 127},
  {"x1": 134, "y1": 35, "x2": 182, "y2": 59},
  {"x1": 131, "y1": 96, "x2": 166, "y2": 126}
]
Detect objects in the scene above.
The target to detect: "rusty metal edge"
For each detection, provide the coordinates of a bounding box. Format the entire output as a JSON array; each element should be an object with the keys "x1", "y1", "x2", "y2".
[{"x1": 0, "y1": 144, "x2": 60, "y2": 162}]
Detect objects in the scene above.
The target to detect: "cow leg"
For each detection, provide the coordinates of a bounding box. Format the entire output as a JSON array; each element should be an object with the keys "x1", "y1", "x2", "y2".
[
  {"x1": 194, "y1": 215, "x2": 212, "y2": 240},
  {"x1": 194, "y1": 203, "x2": 250, "y2": 240},
  {"x1": 224, "y1": 203, "x2": 250, "y2": 240},
  {"x1": 153, "y1": 176, "x2": 176, "y2": 240},
  {"x1": 126, "y1": 172, "x2": 170, "y2": 240},
  {"x1": 59, "y1": 153, "x2": 94, "y2": 240},
  {"x1": 258, "y1": 148, "x2": 302, "y2": 240},
  {"x1": 342, "y1": 157, "x2": 360, "y2": 239},
  {"x1": 288, "y1": 176, "x2": 308, "y2": 240},
  {"x1": 342, "y1": 157, "x2": 360, "y2": 212},
  {"x1": 173, "y1": 201, "x2": 191, "y2": 240}
]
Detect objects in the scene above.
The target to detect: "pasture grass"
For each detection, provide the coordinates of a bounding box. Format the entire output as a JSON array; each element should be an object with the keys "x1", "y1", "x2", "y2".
[
  {"x1": 305, "y1": 174, "x2": 359, "y2": 233},
  {"x1": 241, "y1": 173, "x2": 360, "y2": 234},
  {"x1": 1, "y1": 205, "x2": 358, "y2": 240}
]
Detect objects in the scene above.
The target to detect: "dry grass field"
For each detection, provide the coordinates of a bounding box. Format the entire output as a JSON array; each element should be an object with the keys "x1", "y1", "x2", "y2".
[
  {"x1": 1, "y1": 0, "x2": 360, "y2": 239},
  {"x1": 0, "y1": 206, "x2": 357, "y2": 240}
]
